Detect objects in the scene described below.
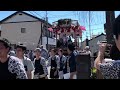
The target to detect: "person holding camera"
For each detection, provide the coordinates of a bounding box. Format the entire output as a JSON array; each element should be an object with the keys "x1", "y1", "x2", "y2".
[{"x1": 94, "y1": 15, "x2": 120, "y2": 79}]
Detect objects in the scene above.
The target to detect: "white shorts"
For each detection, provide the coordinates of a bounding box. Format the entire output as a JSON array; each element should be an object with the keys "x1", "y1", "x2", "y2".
[
  {"x1": 64, "y1": 73, "x2": 77, "y2": 79},
  {"x1": 59, "y1": 71, "x2": 64, "y2": 79}
]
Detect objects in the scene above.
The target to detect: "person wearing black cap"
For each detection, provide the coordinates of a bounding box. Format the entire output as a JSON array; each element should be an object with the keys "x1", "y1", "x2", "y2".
[
  {"x1": 16, "y1": 44, "x2": 34, "y2": 79},
  {"x1": 67, "y1": 43, "x2": 77, "y2": 79},
  {"x1": 33, "y1": 48, "x2": 48, "y2": 79},
  {"x1": 0, "y1": 38, "x2": 27, "y2": 79}
]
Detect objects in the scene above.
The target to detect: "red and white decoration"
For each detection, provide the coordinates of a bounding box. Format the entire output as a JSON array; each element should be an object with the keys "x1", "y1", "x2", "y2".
[{"x1": 48, "y1": 25, "x2": 86, "y2": 37}]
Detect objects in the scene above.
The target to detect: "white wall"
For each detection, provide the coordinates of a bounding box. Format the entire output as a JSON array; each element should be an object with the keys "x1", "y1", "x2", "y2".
[
  {"x1": 42, "y1": 37, "x2": 56, "y2": 49},
  {"x1": 0, "y1": 12, "x2": 42, "y2": 50},
  {"x1": 1, "y1": 21, "x2": 42, "y2": 50}
]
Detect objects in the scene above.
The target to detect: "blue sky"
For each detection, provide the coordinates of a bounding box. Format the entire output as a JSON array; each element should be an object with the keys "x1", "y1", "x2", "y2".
[{"x1": 0, "y1": 11, "x2": 120, "y2": 41}]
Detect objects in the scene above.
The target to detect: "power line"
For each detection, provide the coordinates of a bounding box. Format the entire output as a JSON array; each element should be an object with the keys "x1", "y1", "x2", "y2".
[
  {"x1": 32, "y1": 11, "x2": 44, "y2": 19},
  {"x1": 35, "y1": 11, "x2": 45, "y2": 15},
  {"x1": 91, "y1": 28, "x2": 103, "y2": 31},
  {"x1": 49, "y1": 12, "x2": 73, "y2": 16},
  {"x1": 28, "y1": 11, "x2": 37, "y2": 17},
  {"x1": 28, "y1": 11, "x2": 46, "y2": 21},
  {"x1": 74, "y1": 11, "x2": 105, "y2": 40},
  {"x1": 48, "y1": 12, "x2": 75, "y2": 18}
]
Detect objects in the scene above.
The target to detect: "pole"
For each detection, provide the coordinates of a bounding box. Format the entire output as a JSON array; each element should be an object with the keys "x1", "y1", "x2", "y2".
[
  {"x1": 37, "y1": 22, "x2": 43, "y2": 47},
  {"x1": 78, "y1": 38, "x2": 79, "y2": 48},
  {"x1": 105, "y1": 11, "x2": 115, "y2": 44},
  {"x1": 56, "y1": 29, "x2": 57, "y2": 48},
  {"x1": 46, "y1": 11, "x2": 48, "y2": 50},
  {"x1": 41, "y1": 23, "x2": 42, "y2": 45},
  {"x1": 89, "y1": 11, "x2": 91, "y2": 39},
  {"x1": 80, "y1": 37, "x2": 82, "y2": 49}
]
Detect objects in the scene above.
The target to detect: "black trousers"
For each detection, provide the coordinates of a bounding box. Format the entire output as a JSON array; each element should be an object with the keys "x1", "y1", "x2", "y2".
[
  {"x1": 39, "y1": 77, "x2": 45, "y2": 79},
  {"x1": 50, "y1": 68, "x2": 59, "y2": 79}
]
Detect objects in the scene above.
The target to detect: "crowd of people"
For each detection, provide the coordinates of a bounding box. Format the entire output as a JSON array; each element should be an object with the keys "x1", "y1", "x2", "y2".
[{"x1": 0, "y1": 37, "x2": 87, "y2": 79}]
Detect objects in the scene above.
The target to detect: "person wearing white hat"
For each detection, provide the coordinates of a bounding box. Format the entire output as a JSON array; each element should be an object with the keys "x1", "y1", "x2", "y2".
[
  {"x1": 85, "y1": 46, "x2": 92, "y2": 56},
  {"x1": 40, "y1": 45, "x2": 48, "y2": 61},
  {"x1": 9, "y1": 50, "x2": 16, "y2": 56}
]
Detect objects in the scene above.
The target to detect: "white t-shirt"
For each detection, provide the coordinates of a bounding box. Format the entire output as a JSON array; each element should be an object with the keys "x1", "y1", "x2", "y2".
[{"x1": 20, "y1": 56, "x2": 34, "y2": 72}]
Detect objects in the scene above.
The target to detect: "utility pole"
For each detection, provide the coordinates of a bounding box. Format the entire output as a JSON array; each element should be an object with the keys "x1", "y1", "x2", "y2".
[
  {"x1": 46, "y1": 11, "x2": 49, "y2": 50},
  {"x1": 89, "y1": 11, "x2": 91, "y2": 39},
  {"x1": 105, "y1": 11, "x2": 115, "y2": 44},
  {"x1": 56, "y1": 29, "x2": 57, "y2": 48}
]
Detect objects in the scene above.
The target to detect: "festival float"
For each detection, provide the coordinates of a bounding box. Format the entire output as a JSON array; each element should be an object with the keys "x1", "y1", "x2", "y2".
[
  {"x1": 48, "y1": 19, "x2": 86, "y2": 50},
  {"x1": 48, "y1": 19, "x2": 93, "y2": 79}
]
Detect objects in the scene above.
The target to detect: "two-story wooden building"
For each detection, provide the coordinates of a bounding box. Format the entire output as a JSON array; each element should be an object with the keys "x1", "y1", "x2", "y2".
[{"x1": 0, "y1": 11, "x2": 56, "y2": 50}]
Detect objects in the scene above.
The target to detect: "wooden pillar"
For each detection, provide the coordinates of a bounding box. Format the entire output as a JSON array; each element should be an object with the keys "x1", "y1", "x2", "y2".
[{"x1": 105, "y1": 11, "x2": 115, "y2": 44}]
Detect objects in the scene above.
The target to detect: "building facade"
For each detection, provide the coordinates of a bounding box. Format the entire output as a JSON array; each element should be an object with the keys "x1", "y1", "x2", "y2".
[{"x1": 0, "y1": 11, "x2": 56, "y2": 50}]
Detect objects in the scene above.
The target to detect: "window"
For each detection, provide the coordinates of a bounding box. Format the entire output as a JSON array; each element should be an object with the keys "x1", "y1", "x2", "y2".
[{"x1": 21, "y1": 28, "x2": 26, "y2": 33}]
